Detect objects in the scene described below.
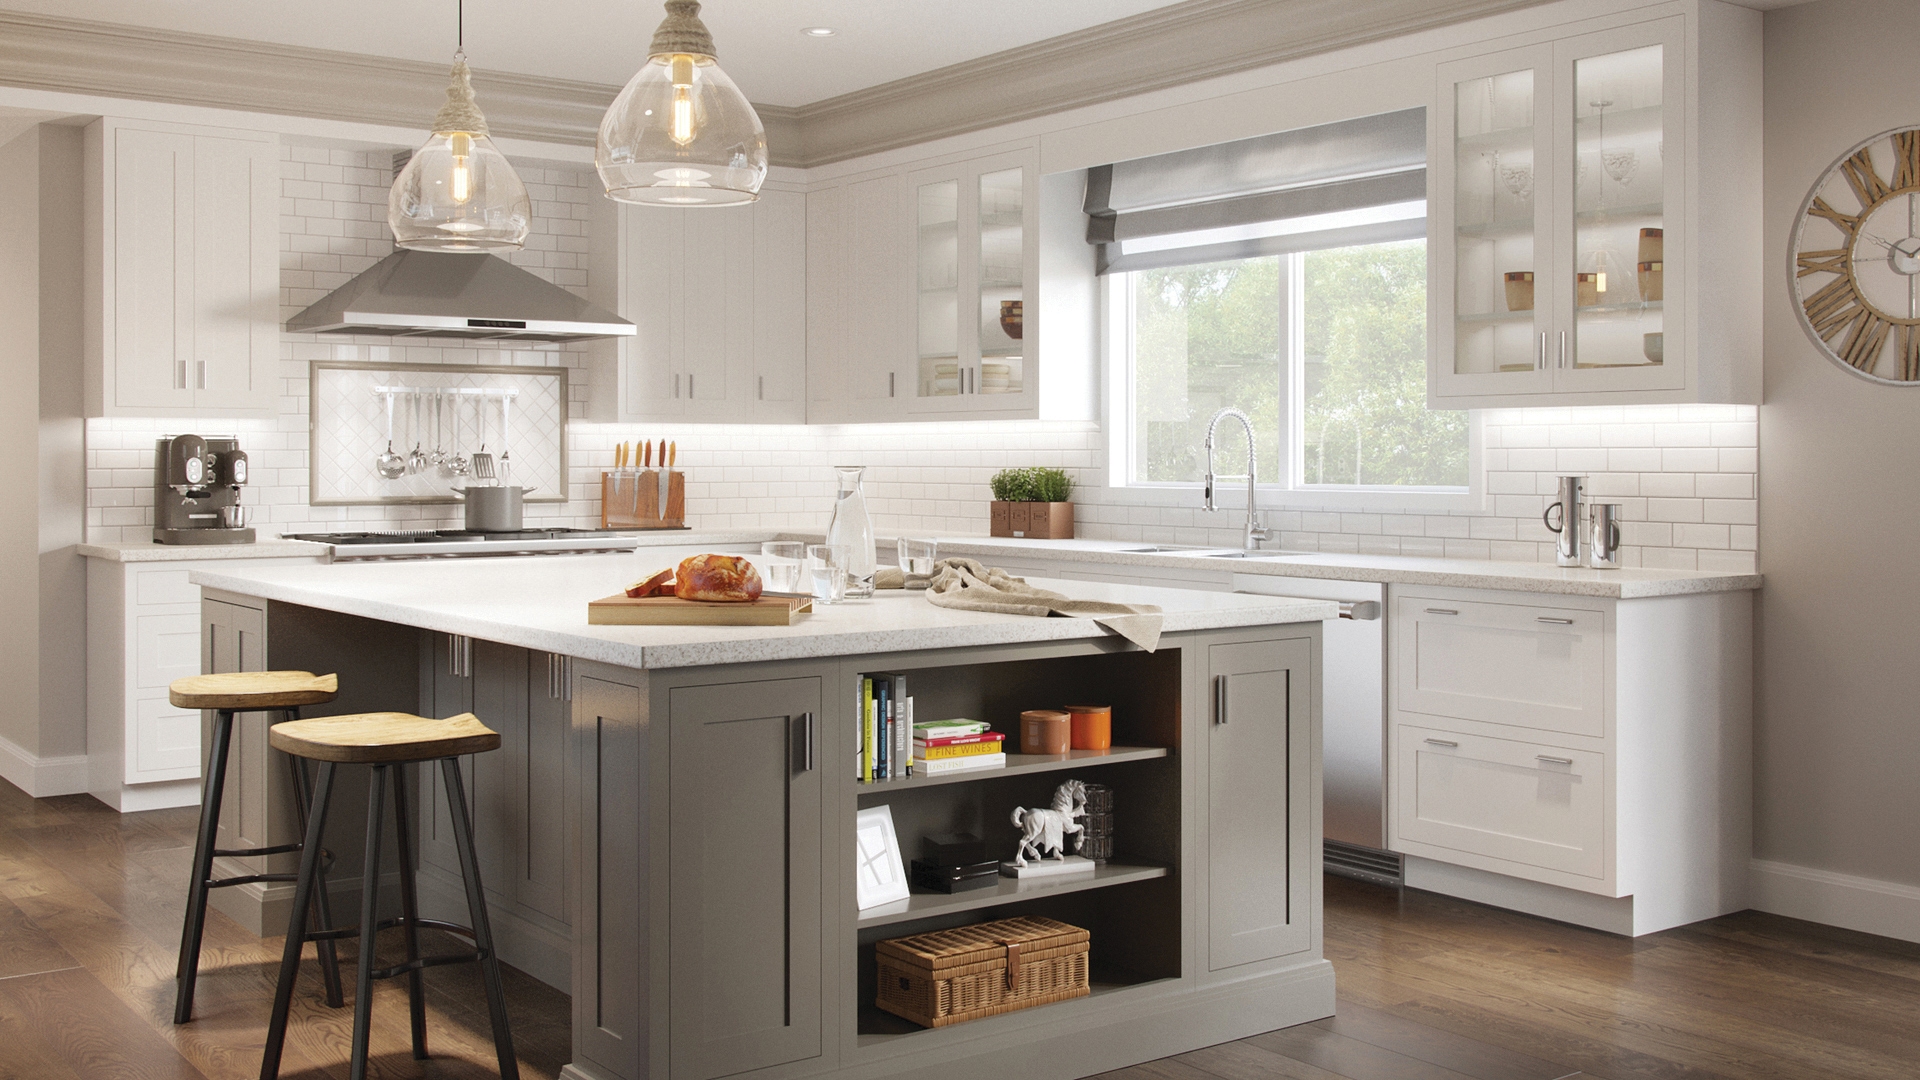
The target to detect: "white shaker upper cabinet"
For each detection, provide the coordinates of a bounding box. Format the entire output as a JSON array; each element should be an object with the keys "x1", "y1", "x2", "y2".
[
  {"x1": 592, "y1": 181, "x2": 808, "y2": 424},
  {"x1": 85, "y1": 118, "x2": 280, "y2": 418},
  {"x1": 1430, "y1": 5, "x2": 1760, "y2": 408}
]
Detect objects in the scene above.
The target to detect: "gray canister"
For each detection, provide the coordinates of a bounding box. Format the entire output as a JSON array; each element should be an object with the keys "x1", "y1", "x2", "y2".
[
  {"x1": 1588, "y1": 502, "x2": 1623, "y2": 569},
  {"x1": 1542, "y1": 475, "x2": 1586, "y2": 567}
]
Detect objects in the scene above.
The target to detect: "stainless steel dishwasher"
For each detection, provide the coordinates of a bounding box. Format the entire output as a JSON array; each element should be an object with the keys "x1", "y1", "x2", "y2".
[{"x1": 1232, "y1": 573, "x2": 1399, "y2": 886}]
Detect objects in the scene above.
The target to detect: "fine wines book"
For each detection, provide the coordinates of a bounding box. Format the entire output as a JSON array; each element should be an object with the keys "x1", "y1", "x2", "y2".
[
  {"x1": 914, "y1": 731, "x2": 1006, "y2": 749},
  {"x1": 914, "y1": 740, "x2": 1005, "y2": 760},
  {"x1": 910, "y1": 752, "x2": 1007, "y2": 776}
]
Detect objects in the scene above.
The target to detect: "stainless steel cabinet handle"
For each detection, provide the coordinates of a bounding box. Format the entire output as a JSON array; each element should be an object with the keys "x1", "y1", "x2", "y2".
[
  {"x1": 1536, "y1": 332, "x2": 1547, "y2": 370},
  {"x1": 1213, "y1": 675, "x2": 1229, "y2": 726},
  {"x1": 196, "y1": 360, "x2": 207, "y2": 390},
  {"x1": 1339, "y1": 601, "x2": 1381, "y2": 621},
  {"x1": 674, "y1": 373, "x2": 680, "y2": 398},
  {"x1": 546, "y1": 653, "x2": 572, "y2": 700},
  {"x1": 1558, "y1": 330, "x2": 1568, "y2": 369},
  {"x1": 176, "y1": 360, "x2": 188, "y2": 390},
  {"x1": 799, "y1": 711, "x2": 816, "y2": 772},
  {"x1": 1425, "y1": 738, "x2": 1459, "y2": 748},
  {"x1": 757, "y1": 375, "x2": 764, "y2": 400},
  {"x1": 1536, "y1": 754, "x2": 1574, "y2": 766},
  {"x1": 1425, "y1": 607, "x2": 1459, "y2": 615},
  {"x1": 448, "y1": 634, "x2": 472, "y2": 678},
  {"x1": 1536, "y1": 616, "x2": 1575, "y2": 625},
  {"x1": 689, "y1": 373, "x2": 695, "y2": 398},
  {"x1": 888, "y1": 371, "x2": 895, "y2": 397}
]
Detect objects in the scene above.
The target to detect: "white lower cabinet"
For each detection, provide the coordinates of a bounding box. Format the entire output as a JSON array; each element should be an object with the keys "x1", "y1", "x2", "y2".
[
  {"x1": 1387, "y1": 583, "x2": 1752, "y2": 935},
  {"x1": 86, "y1": 554, "x2": 321, "y2": 811}
]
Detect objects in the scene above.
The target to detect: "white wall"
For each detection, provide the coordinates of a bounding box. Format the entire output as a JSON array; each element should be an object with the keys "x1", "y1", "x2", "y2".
[
  {"x1": 0, "y1": 127, "x2": 44, "y2": 765},
  {"x1": 1749, "y1": 0, "x2": 1920, "y2": 942}
]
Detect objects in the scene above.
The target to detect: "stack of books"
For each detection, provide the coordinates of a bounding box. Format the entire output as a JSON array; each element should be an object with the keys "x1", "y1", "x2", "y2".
[
  {"x1": 858, "y1": 672, "x2": 912, "y2": 782},
  {"x1": 912, "y1": 719, "x2": 1006, "y2": 776}
]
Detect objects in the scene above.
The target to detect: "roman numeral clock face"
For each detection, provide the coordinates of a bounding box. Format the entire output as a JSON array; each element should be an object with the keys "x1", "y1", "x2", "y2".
[{"x1": 1793, "y1": 127, "x2": 1920, "y2": 383}]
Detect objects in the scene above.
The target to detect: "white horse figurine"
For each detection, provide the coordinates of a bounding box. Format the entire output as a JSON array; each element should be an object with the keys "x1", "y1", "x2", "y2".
[{"x1": 1010, "y1": 780, "x2": 1087, "y2": 867}]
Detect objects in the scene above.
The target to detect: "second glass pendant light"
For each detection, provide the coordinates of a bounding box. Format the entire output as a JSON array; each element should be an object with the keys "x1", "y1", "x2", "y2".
[{"x1": 597, "y1": 1, "x2": 767, "y2": 206}]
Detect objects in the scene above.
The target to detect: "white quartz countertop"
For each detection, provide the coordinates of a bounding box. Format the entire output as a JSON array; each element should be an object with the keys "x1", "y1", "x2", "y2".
[
  {"x1": 189, "y1": 547, "x2": 1337, "y2": 669},
  {"x1": 913, "y1": 536, "x2": 1761, "y2": 599},
  {"x1": 78, "y1": 530, "x2": 777, "y2": 564},
  {"x1": 79, "y1": 539, "x2": 333, "y2": 562}
]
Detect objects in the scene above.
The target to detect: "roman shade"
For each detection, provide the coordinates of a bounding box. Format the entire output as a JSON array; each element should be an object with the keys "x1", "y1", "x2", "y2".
[{"x1": 1086, "y1": 107, "x2": 1428, "y2": 274}]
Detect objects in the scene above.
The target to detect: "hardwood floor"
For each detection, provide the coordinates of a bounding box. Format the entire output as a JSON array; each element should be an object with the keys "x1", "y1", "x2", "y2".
[{"x1": 5, "y1": 779, "x2": 1918, "y2": 1080}]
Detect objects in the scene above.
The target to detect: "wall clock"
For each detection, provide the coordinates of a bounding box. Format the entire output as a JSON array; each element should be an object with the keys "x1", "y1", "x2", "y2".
[{"x1": 1791, "y1": 126, "x2": 1920, "y2": 384}]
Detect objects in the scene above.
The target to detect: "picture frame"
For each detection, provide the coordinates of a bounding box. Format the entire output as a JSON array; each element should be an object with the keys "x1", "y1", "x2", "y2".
[{"x1": 854, "y1": 805, "x2": 911, "y2": 910}]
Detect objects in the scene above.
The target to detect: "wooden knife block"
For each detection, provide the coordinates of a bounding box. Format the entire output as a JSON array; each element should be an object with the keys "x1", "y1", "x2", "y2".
[{"x1": 602, "y1": 470, "x2": 685, "y2": 529}]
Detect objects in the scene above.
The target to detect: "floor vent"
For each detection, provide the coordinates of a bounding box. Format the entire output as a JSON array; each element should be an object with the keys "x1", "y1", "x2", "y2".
[{"x1": 1325, "y1": 840, "x2": 1403, "y2": 888}]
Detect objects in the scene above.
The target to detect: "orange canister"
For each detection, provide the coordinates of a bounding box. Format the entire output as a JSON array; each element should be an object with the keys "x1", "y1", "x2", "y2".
[
  {"x1": 1019, "y1": 710, "x2": 1071, "y2": 755},
  {"x1": 1065, "y1": 704, "x2": 1112, "y2": 751}
]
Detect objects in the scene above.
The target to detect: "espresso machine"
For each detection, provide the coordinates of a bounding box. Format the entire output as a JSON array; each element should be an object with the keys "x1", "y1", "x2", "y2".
[{"x1": 153, "y1": 434, "x2": 254, "y2": 544}]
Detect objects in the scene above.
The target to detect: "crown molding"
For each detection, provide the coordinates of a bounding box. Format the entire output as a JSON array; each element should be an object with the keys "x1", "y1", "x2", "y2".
[
  {"x1": 0, "y1": 1, "x2": 1556, "y2": 171},
  {"x1": 783, "y1": 0, "x2": 1556, "y2": 166}
]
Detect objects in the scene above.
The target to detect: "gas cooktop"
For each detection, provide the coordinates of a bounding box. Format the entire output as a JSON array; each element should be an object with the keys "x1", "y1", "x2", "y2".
[{"x1": 282, "y1": 528, "x2": 645, "y2": 560}]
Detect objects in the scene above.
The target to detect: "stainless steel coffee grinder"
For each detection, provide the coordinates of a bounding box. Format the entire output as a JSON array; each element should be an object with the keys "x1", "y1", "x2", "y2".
[
  {"x1": 1542, "y1": 474, "x2": 1586, "y2": 567},
  {"x1": 153, "y1": 434, "x2": 254, "y2": 544}
]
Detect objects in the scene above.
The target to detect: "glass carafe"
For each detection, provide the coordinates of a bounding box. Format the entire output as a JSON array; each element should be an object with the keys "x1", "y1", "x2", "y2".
[{"x1": 827, "y1": 465, "x2": 876, "y2": 599}]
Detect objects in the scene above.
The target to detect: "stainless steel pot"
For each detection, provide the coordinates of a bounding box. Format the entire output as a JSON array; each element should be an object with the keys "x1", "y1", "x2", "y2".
[{"x1": 452, "y1": 486, "x2": 535, "y2": 531}]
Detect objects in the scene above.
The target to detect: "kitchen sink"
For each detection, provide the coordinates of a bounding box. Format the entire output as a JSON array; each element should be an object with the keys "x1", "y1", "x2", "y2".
[{"x1": 1203, "y1": 549, "x2": 1317, "y2": 559}]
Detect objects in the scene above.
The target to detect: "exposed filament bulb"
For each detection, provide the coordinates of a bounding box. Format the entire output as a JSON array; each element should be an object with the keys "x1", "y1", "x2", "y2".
[
  {"x1": 449, "y1": 131, "x2": 473, "y2": 204},
  {"x1": 669, "y1": 54, "x2": 696, "y2": 147}
]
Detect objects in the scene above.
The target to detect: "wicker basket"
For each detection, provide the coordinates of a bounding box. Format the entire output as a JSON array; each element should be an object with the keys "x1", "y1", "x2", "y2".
[{"x1": 875, "y1": 915, "x2": 1090, "y2": 1028}]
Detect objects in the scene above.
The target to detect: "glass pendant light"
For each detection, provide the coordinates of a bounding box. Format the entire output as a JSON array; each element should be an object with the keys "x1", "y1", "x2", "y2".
[
  {"x1": 389, "y1": 4, "x2": 531, "y2": 251},
  {"x1": 597, "y1": 0, "x2": 767, "y2": 206}
]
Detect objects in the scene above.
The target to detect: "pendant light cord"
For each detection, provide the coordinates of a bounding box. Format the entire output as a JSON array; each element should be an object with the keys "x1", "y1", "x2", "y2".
[{"x1": 456, "y1": 0, "x2": 464, "y2": 60}]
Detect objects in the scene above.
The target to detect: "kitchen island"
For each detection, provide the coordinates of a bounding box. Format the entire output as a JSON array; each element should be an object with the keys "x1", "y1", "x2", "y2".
[{"x1": 188, "y1": 550, "x2": 1339, "y2": 1080}]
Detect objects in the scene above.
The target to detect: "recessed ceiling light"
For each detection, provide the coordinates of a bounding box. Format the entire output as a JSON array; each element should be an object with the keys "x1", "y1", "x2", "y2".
[{"x1": 800, "y1": 26, "x2": 836, "y2": 37}]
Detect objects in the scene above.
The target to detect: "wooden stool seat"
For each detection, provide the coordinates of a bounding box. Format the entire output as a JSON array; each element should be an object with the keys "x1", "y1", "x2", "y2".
[
  {"x1": 269, "y1": 712, "x2": 499, "y2": 764},
  {"x1": 169, "y1": 671, "x2": 339, "y2": 711}
]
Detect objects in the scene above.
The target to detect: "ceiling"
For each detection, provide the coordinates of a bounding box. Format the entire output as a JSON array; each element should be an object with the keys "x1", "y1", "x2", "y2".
[{"x1": 7, "y1": 1, "x2": 1195, "y2": 107}]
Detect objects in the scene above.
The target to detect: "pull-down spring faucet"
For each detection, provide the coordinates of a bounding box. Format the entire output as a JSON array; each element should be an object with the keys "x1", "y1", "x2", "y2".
[{"x1": 1203, "y1": 407, "x2": 1271, "y2": 552}]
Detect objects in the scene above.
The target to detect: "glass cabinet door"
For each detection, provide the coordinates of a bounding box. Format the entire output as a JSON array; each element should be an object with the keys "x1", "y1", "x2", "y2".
[
  {"x1": 915, "y1": 178, "x2": 960, "y2": 397},
  {"x1": 1436, "y1": 44, "x2": 1556, "y2": 398},
  {"x1": 977, "y1": 167, "x2": 1027, "y2": 397},
  {"x1": 1569, "y1": 42, "x2": 1666, "y2": 372}
]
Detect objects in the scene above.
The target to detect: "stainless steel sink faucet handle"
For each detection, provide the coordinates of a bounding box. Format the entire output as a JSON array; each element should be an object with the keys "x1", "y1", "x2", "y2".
[{"x1": 1202, "y1": 407, "x2": 1272, "y2": 552}]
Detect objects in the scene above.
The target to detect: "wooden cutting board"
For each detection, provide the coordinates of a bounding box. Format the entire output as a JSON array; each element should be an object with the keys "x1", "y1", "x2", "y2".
[{"x1": 587, "y1": 593, "x2": 812, "y2": 626}]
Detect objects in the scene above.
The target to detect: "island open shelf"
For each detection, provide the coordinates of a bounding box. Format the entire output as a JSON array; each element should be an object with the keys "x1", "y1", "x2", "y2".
[
  {"x1": 856, "y1": 862, "x2": 1169, "y2": 929},
  {"x1": 856, "y1": 746, "x2": 1170, "y2": 794}
]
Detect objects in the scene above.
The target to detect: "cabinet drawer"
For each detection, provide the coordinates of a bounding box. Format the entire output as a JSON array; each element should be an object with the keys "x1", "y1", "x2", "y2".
[
  {"x1": 1394, "y1": 725, "x2": 1605, "y2": 880},
  {"x1": 1395, "y1": 594, "x2": 1605, "y2": 737},
  {"x1": 133, "y1": 696, "x2": 200, "y2": 779},
  {"x1": 135, "y1": 612, "x2": 203, "y2": 690},
  {"x1": 135, "y1": 568, "x2": 200, "y2": 607}
]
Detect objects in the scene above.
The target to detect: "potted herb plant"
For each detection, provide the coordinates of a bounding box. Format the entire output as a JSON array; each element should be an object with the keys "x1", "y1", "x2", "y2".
[{"x1": 989, "y1": 467, "x2": 1076, "y2": 539}]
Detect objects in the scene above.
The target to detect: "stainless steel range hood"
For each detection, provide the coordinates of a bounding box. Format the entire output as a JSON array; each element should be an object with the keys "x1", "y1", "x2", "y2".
[{"x1": 286, "y1": 250, "x2": 635, "y2": 343}]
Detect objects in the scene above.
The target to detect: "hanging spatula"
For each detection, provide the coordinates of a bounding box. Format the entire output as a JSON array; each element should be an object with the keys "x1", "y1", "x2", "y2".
[{"x1": 469, "y1": 394, "x2": 497, "y2": 483}]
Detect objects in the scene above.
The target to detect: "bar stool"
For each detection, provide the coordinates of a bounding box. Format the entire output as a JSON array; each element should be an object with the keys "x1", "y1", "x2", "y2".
[
  {"x1": 170, "y1": 671, "x2": 346, "y2": 1025},
  {"x1": 259, "y1": 711, "x2": 518, "y2": 1080}
]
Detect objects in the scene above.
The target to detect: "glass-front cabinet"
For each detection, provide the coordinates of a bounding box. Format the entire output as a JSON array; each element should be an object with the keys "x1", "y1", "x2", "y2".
[
  {"x1": 908, "y1": 150, "x2": 1038, "y2": 414},
  {"x1": 1433, "y1": 19, "x2": 1685, "y2": 405}
]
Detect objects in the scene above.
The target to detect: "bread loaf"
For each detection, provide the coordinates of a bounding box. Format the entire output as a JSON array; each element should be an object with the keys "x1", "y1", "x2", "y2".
[{"x1": 674, "y1": 553, "x2": 763, "y2": 602}]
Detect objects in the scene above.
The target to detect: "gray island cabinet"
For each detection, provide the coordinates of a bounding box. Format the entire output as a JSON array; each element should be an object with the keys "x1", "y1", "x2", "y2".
[{"x1": 187, "y1": 552, "x2": 1337, "y2": 1080}]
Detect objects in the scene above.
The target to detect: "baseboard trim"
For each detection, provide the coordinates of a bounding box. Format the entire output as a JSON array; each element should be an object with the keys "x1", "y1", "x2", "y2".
[
  {"x1": 1749, "y1": 858, "x2": 1920, "y2": 946},
  {"x1": 0, "y1": 733, "x2": 89, "y2": 798},
  {"x1": 1404, "y1": 855, "x2": 1637, "y2": 936}
]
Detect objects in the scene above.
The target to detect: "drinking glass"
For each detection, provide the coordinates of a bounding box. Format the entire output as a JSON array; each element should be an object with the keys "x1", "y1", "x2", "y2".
[
  {"x1": 807, "y1": 544, "x2": 848, "y2": 605},
  {"x1": 897, "y1": 538, "x2": 938, "y2": 578},
  {"x1": 759, "y1": 541, "x2": 805, "y2": 594}
]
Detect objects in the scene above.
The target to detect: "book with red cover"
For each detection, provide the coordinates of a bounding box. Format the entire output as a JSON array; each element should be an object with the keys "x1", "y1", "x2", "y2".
[{"x1": 912, "y1": 731, "x2": 1007, "y2": 749}]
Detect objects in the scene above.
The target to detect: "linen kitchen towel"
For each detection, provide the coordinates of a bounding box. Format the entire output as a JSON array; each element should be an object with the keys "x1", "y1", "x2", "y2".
[{"x1": 877, "y1": 558, "x2": 1163, "y2": 651}]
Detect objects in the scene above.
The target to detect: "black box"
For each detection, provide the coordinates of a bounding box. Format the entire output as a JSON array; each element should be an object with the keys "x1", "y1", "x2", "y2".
[
  {"x1": 921, "y1": 832, "x2": 987, "y2": 866},
  {"x1": 911, "y1": 858, "x2": 1000, "y2": 894}
]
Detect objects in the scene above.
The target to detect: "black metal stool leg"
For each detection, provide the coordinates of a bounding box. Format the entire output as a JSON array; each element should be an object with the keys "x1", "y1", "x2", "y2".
[
  {"x1": 442, "y1": 757, "x2": 520, "y2": 1080},
  {"x1": 174, "y1": 708, "x2": 234, "y2": 1025},
  {"x1": 390, "y1": 763, "x2": 429, "y2": 1060},
  {"x1": 284, "y1": 727, "x2": 345, "y2": 1009},
  {"x1": 260, "y1": 760, "x2": 336, "y2": 1080},
  {"x1": 348, "y1": 764, "x2": 389, "y2": 1080}
]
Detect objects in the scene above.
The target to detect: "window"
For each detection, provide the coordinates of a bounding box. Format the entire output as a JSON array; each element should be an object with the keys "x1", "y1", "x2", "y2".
[{"x1": 1122, "y1": 236, "x2": 1470, "y2": 494}]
